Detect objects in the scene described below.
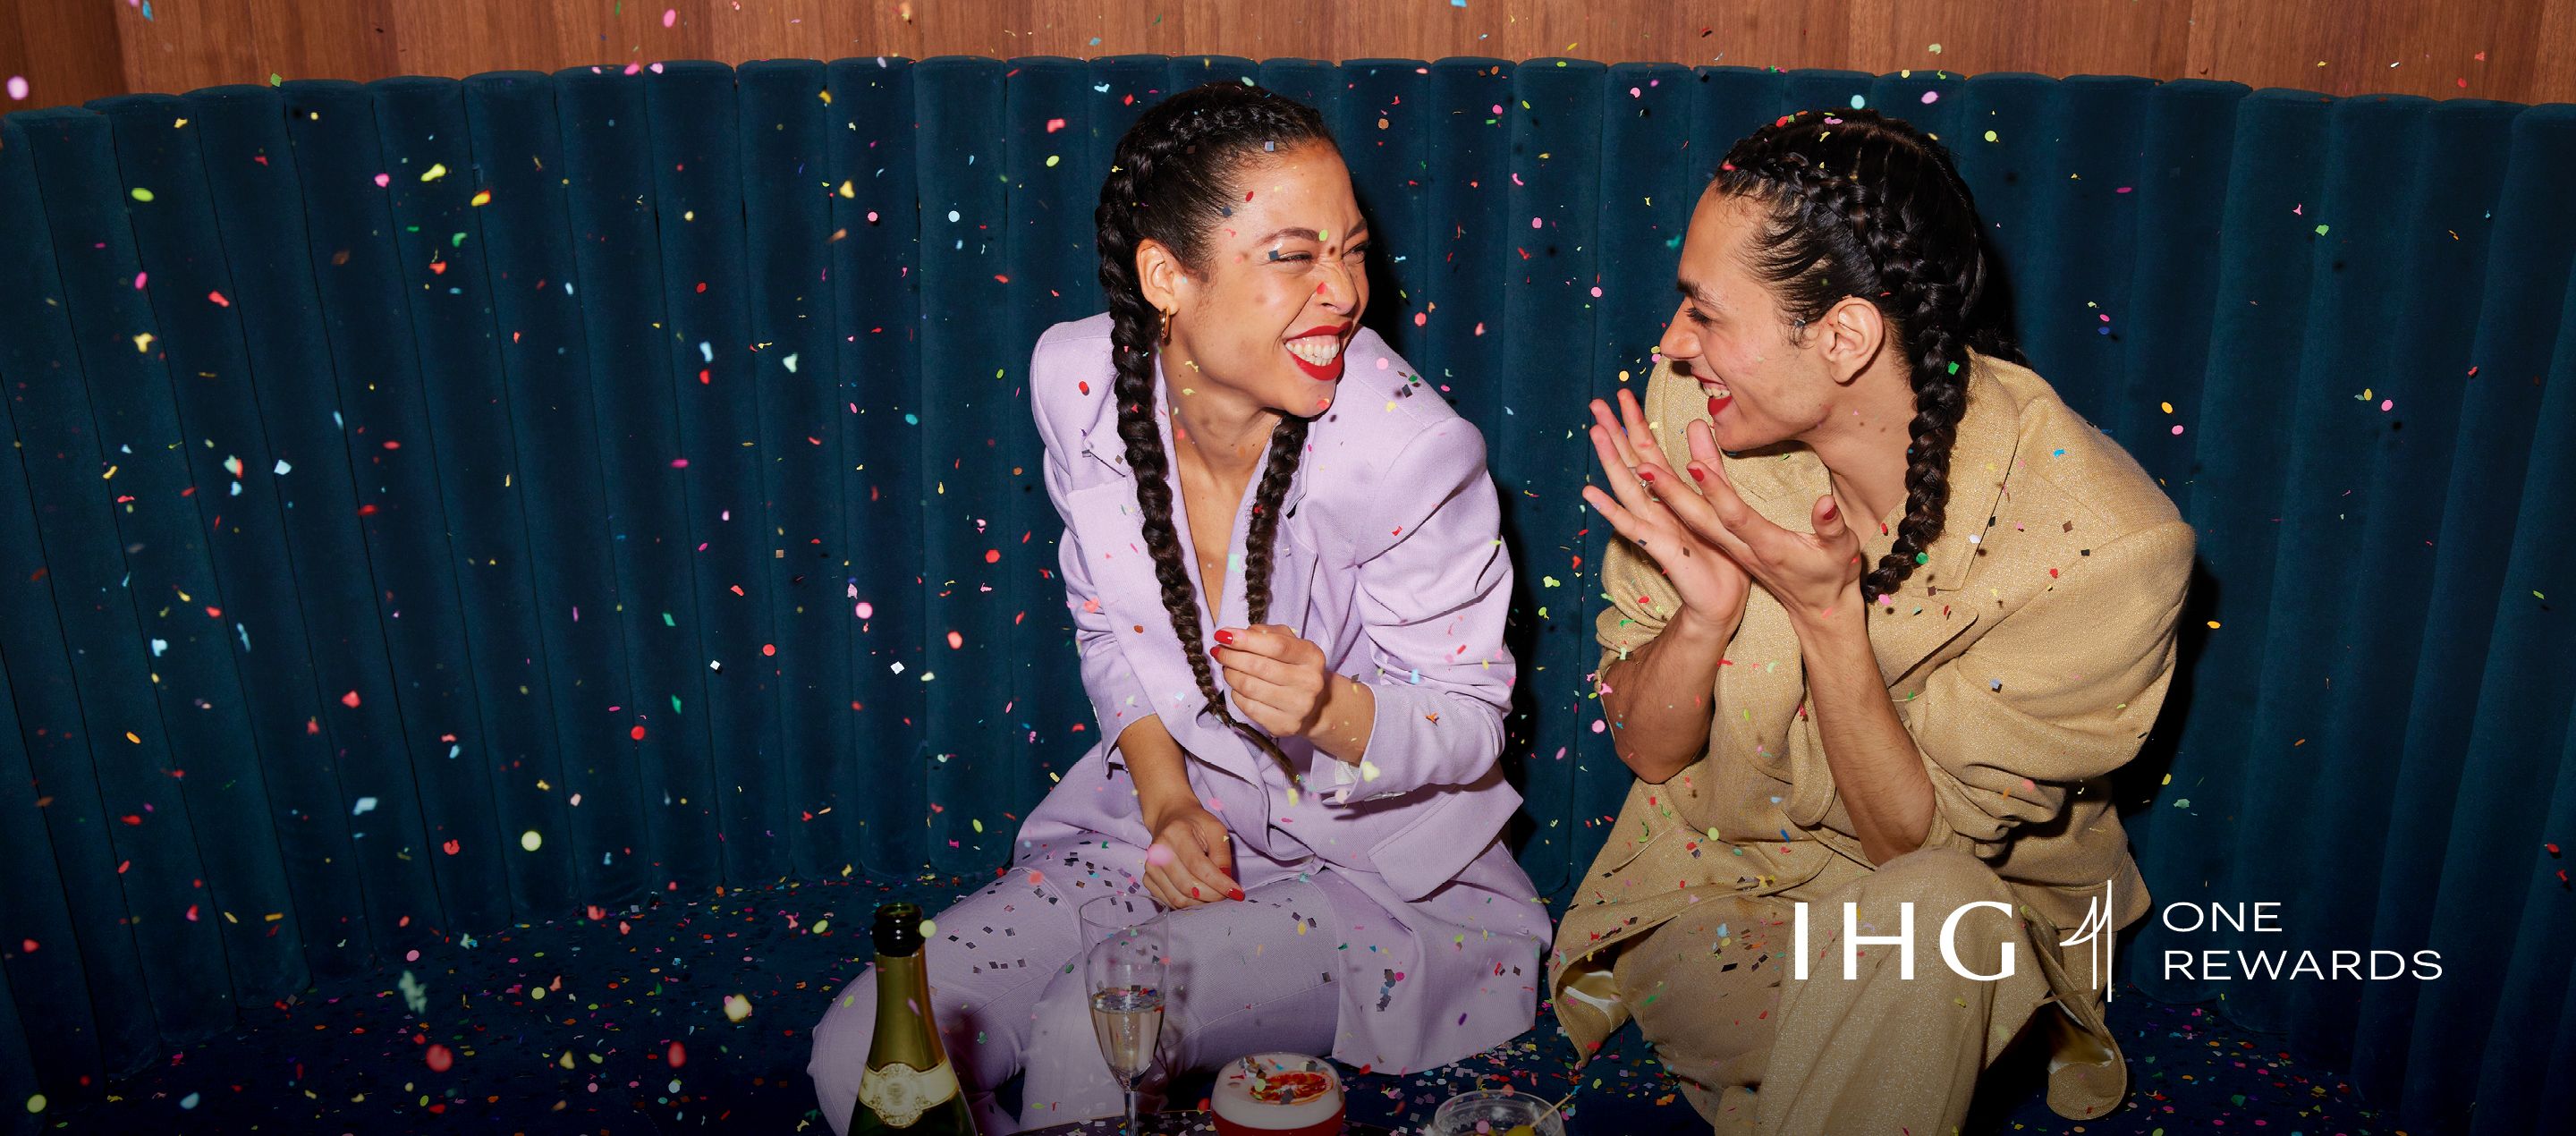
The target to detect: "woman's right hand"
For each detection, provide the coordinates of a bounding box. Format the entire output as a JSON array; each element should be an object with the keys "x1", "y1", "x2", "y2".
[
  {"x1": 1140, "y1": 796, "x2": 1242, "y2": 910},
  {"x1": 1582, "y1": 388, "x2": 1754, "y2": 637}
]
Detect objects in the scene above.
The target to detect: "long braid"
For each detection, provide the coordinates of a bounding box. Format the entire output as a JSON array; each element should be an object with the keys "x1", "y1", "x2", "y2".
[
  {"x1": 1708, "y1": 108, "x2": 2018, "y2": 604},
  {"x1": 1095, "y1": 83, "x2": 1332, "y2": 780},
  {"x1": 1240, "y1": 416, "x2": 1311, "y2": 626}
]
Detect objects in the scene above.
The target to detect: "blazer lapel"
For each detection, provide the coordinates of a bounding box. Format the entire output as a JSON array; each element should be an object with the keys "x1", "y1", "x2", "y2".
[
  {"x1": 1070, "y1": 361, "x2": 1316, "y2": 787},
  {"x1": 1065, "y1": 476, "x2": 1268, "y2": 785},
  {"x1": 1863, "y1": 353, "x2": 2021, "y2": 687}
]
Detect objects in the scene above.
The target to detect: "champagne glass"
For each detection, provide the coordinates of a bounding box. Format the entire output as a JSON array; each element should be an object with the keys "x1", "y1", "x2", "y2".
[{"x1": 1080, "y1": 894, "x2": 1167, "y2": 1136}]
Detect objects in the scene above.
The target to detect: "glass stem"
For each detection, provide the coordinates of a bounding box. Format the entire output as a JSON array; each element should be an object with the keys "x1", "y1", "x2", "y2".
[{"x1": 1124, "y1": 1084, "x2": 1140, "y2": 1136}]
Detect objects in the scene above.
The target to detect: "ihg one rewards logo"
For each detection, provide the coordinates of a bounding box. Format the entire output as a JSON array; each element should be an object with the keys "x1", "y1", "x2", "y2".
[{"x1": 1792, "y1": 881, "x2": 2444, "y2": 995}]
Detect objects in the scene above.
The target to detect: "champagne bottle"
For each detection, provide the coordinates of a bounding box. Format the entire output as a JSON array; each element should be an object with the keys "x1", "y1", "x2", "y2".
[{"x1": 851, "y1": 902, "x2": 981, "y2": 1134}]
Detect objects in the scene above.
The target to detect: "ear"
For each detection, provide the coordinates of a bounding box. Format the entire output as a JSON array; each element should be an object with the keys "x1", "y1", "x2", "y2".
[
  {"x1": 1818, "y1": 293, "x2": 1887, "y2": 384},
  {"x1": 1136, "y1": 238, "x2": 1192, "y2": 318}
]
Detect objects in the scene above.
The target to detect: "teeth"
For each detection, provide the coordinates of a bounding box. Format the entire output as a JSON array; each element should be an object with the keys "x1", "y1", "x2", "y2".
[{"x1": 1286, "y1": 337, "x2": 1342, "y2": 366}]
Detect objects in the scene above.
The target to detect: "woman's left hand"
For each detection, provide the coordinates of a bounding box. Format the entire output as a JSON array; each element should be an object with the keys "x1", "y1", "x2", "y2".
[
  {"x1": 1666, "y1": 419, "x2": 1871, "y2": 628},
  {"x1": 1211, "y1": 625, "x2": 1332, "y2": 739}
]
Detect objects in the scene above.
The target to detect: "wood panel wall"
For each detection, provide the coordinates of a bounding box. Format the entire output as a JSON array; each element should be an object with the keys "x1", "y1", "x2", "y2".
[{"x1": 6, "y1": 0, "x2": 2575, "y2": 114}]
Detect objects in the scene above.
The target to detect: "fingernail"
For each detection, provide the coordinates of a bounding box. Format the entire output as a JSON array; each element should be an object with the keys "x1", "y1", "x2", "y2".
[
  {"x1": 1190, "y1": 887, "x2": 1202, "y2": 899},
  {"x1": 1637, "y1": 469, "x2": 1655, "y2": 483},
  {"x1": 1688, "y1": 464, "x2": 1706, "y2": 482},
  {"x1": 1229, "y1": 887, "x2": 1246, "y2": 902},
  {"x1": 1214, "y1": 629, "x2": 1236, "y2": 646}
]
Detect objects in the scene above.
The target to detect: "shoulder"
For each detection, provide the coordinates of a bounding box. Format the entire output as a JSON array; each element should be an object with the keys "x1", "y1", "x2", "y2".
[
  {"x1": 1305, "y1": 327, "x2": 1490, "y2": 492},
  {"x1": 1984, "y1": 358, "x2": 2188, "y2": 548},
  {"x1": 1030, "y1": 314, "x2": 1118, "y2": 438},
  {"x1": 1975, "y1": 358, "x2": 2195, "y2": 595}
]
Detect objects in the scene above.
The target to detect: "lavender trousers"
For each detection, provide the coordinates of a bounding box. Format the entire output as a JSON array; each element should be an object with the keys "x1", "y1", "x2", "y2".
[{"x1": 807, "y1": 847, "x2": 1348, "y2": 1135}]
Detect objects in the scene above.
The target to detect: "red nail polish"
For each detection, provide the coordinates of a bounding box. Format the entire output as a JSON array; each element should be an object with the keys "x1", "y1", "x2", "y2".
[
  {"x1": 1637, "y1": 468, "x2": 1655, "y2": 483},
  {"x1": 1688, "y1": 464, "x2": 1706, "y2": 482},
  {"x1": 1215, "y1": 629, "x2": 1236, "y2": 646},
  {"x1": 1229, "y1": 887, "x2": 1246, "y2": 902}
]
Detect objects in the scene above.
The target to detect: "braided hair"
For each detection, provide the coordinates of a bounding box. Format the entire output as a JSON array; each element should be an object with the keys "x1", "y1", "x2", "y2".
[
  {"x1": 1707, "y1": 107, "x2": 2024, "y2": 603},
  {"x1": 1096, "y1": 81, "x2": 1335, "y2": 779}
]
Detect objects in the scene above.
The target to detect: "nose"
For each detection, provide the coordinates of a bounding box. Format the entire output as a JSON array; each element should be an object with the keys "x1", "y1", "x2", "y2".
[
  {"x1": 1314, "y1": 259, "x2": 1360, "y2": 314},
  {"x1": 1657, "y1": 301, "x2": 1701, "y2": 367}
]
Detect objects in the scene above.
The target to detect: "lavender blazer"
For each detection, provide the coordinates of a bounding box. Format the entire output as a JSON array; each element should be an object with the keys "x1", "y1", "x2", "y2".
[{"x1": 1015, "y1": 313, "x2": 1546, "y2": 1072}]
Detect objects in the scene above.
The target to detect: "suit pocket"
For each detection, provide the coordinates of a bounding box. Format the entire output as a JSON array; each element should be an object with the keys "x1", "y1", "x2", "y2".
[{"x1": 1364, "y1": 776, "x2": 1520, "y2": 902}]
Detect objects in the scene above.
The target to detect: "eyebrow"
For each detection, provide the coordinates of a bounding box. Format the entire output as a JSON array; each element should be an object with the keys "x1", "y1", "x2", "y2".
[
  {"x1": 1675, "y1": 278, "x2": 1719, "y2": 308},
  {"x1": 1258, "y1": 222, "x2": 1371, "y2": 243}
]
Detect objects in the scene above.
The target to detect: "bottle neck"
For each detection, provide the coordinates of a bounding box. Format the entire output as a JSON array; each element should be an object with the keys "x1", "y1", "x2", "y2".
[{"x1": 868, "y1": 949, "x2": 950, "y2": 1072}]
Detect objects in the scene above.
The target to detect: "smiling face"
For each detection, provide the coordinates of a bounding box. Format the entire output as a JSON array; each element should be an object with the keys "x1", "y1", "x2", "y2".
[
  {"x1": 1656, "y1": 191, "x2": 1862, "y2": 452},
  {"x1": 1140, "y1": 142, "x2": 1369, "y2": 418}
]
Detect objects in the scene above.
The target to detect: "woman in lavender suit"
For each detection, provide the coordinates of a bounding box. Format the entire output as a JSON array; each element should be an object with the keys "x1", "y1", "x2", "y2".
[{"x1": 809, "y1": 82, "x2": 1546, "y2": 1134}]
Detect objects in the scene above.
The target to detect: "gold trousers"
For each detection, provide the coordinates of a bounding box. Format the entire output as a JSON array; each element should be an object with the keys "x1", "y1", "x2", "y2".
[{"x1": 1609, "y1": 846, "x2": 2087, "y2": 1136}]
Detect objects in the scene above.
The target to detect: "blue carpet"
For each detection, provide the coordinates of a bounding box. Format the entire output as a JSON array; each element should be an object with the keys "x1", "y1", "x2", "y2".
[{"x1": 31, "y1": 876, "x2": 2396, "y2": 1133}]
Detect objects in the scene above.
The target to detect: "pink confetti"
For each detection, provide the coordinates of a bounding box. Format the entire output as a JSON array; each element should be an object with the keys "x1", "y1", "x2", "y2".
[
  {"x1": 4, "y1": 76, "x2": 26, "y2": 102},
  {"x1": 374, "y1": 173, "x2": 391, "y2": 188},
  {"x1": 1046, "y1": 118, "x2": 1066, "y2": 133},
  {"x1": 854, "y1": 601, "x2": 874, "y2": 619},
  {"x1": 662, "y1": 7, "x2": 677, "y2": 28},
  {"x1": 1919, "y1": 90, "x2": 1939, "y2": 105},
  {"x1": 2380, "y1": 399, "x2": 2394, "y2": 411}
]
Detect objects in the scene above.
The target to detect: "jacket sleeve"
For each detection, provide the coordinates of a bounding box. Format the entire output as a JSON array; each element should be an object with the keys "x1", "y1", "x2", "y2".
[
  {"x1": 1334, "y1": 418, "x2": 1516, "y2": 802},
  {"x1": 1032, "y1": 346, "x2": 1157, "y2": 766},
  {"x1": 1896, "y1": 519, "x2": 2196, "y2": 859},
  {"x1": 1596, "y1": 530, "x2": 1685, "y2": 678}
]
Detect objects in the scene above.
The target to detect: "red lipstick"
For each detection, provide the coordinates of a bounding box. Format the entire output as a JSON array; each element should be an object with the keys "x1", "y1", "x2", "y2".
[{"x1": 1284, "y1": 325, "x2": 1352, "y2": 383}]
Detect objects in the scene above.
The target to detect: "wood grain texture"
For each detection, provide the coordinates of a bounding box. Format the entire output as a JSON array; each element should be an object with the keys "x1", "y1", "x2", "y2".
[{"x1": 4, "y1": 0, "x2": 2572, "y2": 111}]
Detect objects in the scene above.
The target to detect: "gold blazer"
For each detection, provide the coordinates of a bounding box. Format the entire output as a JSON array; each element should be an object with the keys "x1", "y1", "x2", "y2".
[{"x1": 1550, "y1": 350, "x2": 2195, "y2": 1118}]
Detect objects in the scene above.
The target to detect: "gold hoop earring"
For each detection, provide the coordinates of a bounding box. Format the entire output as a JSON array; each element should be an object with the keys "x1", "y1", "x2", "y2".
[{"x1": 1157, "y1": 309, "x2": 1174, "y2": 345}]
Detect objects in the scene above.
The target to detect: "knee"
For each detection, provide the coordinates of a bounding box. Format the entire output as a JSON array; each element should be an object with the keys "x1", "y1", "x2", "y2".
[
  {"x1": 1858, "y1": 846, "x2": 2012, "y2": 911},
  {"x1": 809, "y1": 971, "x2": 880, "y2": 1134},
  {"x1": 1024, "y1": 970, "x2": 1094, "y2": 1060},
  {"x1": 1019, "y1": 970, "x2": 1116, "y2": 1117}
]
